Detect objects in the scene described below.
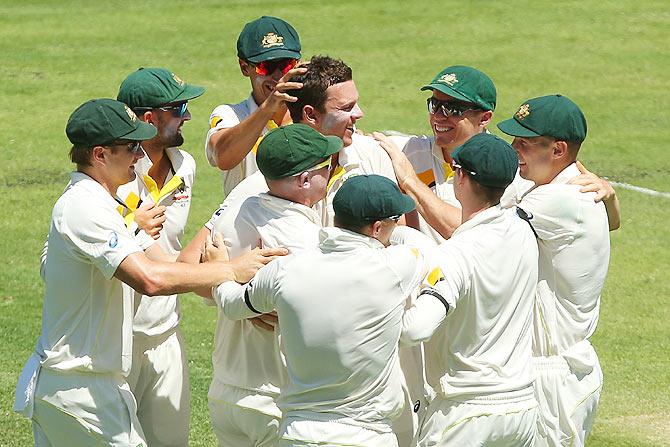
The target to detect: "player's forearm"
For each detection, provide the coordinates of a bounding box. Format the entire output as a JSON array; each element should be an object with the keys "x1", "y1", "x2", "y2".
[
  {"x1": 215, "y1": 281, "x2": 261, "y2": 320},
  {"x1": 209, "y1": 105, "x2": 276, "y2": 170},
  {"x1": 400, "y1": 293, "x2": 448, "y2": 345},
  {"x1": 404, "y1": 177, "x2": 462, "y2": 239},
  {"x1": 177, "y1": 226, "x2": 211, "y2": 264},
  {"x1": 604, "y1": 194, "x2": 621, "y2": 231},
  {"x1": 145, "y1": 261, "x2": 236, "y2": 296}
]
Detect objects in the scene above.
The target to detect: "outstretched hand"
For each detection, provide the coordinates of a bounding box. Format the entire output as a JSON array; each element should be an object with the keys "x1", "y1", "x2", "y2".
[{"x1": 231, "y1": 247, "x2": 289, "y2": 284}]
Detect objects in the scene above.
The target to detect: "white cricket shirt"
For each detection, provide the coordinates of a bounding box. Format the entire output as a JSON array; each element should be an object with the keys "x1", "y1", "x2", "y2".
[
  {"x1": 209, "y1": 192, "x2": 322, "y2": 402},
  {"x1": 36, "y1": 172, "x2": 143, "y2": 375},
  {"x1": 502, "y1": 163, "x2": 610, "y2": 360},
  {"x1": 315, "y1": 133, "x2": 398, "y2": 226},
  {"x1": 421, "y1": 206, "x2": 539, "y2": 399},
  {"x1": 116, "y1": 148, "x2": 195, "y2": 337},
  {"x1": 217, "y1": 227, "x2": 426, "y2": 432}
]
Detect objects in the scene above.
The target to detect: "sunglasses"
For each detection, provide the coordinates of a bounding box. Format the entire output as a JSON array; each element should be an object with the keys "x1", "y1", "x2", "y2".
[
  {"x1": 252, "y1": 58, "x2": 298, "y2": 76},
  {"x1": 451, "y1": 162, "x2": 477, "y2": 176},
  {"x1": 293, "y1": 157, "x2": 332, "y2": 176},
  {"x1": 427, "y1": 97, "x2": 480, "y2": 117},
  {"x1": 135, "y1": 102, "x2": 188, "y2": 118},
  {"x1": 108, "y1": 141, "x2": 143, "y2": 154}
]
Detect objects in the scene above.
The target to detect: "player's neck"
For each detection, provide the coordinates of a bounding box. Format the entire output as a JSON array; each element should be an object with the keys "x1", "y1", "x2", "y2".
[{"x1": 142, "y1": 142, "x2": 172, "y2": 188}]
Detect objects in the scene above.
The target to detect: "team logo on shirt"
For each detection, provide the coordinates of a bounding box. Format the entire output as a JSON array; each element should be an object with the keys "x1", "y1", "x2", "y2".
[
  {"x1": 171, "y1": 72, "x2": 185, "y2": 87},
  {"x1": 261, "y1": 32, "x2": 284, "y2": 48},
  {"x1": 515, "y1": 104, "x2": 531, "y2": 120},
  {"x1": 437, "y1": 73, "x2": 458, "y2": 87},
  {"x1": 124, "y1": 105, "x2": 138, "y2": 122},
  {"x1": 108, "y1": 231, "x2": 119, "y2": 248}
]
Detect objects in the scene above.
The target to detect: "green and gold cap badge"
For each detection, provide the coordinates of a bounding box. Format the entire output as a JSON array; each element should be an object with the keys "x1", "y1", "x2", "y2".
[
  {"x1": 421, "y1": 65, "x2": 496, "y2": 111},
  {"x1": 497, "y1": 94, "x2": 587, "y2": 143},
  {"x1": 237, "y1": 16, "x2": 301, "y2": 63}
]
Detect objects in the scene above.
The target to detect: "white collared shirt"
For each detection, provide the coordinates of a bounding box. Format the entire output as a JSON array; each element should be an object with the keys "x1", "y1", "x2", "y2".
[
  {"x1": 115, "y1": 147, "x2": 196, "y2": 337},
  {"x1": 421, "y1": 206, "x2": 539, "y2": 399},
  {"x1": 36, "y1": 172, "x2": 143, "y2": 375},
  {"x1": 502, "y1": 163, "x2": 611, "y2": 358},
  {"x1": 315, "y1": 133, "x2": 398, "y2": 227},
  {"x1": 205, "y1": 95, "x2": 275, "y2": 196},
  {"x1": 209, "y1": 192, "x2": 322, "y2": 406},
  {"x1": 216, "y1": 227, "x2": 426, "y2": 432}
]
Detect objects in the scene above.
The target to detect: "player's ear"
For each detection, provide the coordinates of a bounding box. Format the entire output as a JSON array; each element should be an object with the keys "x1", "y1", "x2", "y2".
[
  {"x1": 91, "y1": 145, "x2": 107, "y2": 165},
  {"x1": 552, "y1": 140, "x2": 568, "y2": 159},
  {"x1": 297, "y1": 171, "x2": 310, "y2": 188},
  {"x1": 239, "y1": 59, "x2": 252, "y2": 77},
  {"x1": 302, "y1": 105, "x2": 318, "y2": 126},
  {"x1": 371, "y1": 220, "x2": 383, "y2": 238},
  {"x1": 479, "y1": 110, "x2": 493, "y2": 128}
]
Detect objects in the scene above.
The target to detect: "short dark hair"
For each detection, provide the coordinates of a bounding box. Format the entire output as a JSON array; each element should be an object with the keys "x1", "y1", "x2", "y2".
[
  {"x1": 286, "y1": 55, "x2": 353, "y2": 123},
  {"x1": 69, "y1": 145, "x2": 94, "y2": 166},
  {"x1": 333, "y1": 215, "x2": 370, "y2": 235},
  {"x1": 469, "y1": 176, "x2": 506, "y2": 205}
]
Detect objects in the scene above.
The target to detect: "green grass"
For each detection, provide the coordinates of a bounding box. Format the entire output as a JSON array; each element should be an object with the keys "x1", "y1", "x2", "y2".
[{"x1": 1, "y1": 1, "x2": 668, "y2": 446}]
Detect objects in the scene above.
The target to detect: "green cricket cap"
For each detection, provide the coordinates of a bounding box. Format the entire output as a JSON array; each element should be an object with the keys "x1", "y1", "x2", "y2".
[
  {"x1": 452, "y1": 133, "x2": 518, "y2": 189},
  {"x1": 117, "y1": 67, "x2": 205, "y2": 109},
  {"x1": 66, "y1": 98, "x2": 157, "y2": 146},
  {"x1": 237, "y1": 16, "x2": 301, "y2": 63},
  {"x1": 497, "y1": 94, "x2": 587, "y2": 143},
  {"x1": 421, "y1": 65, "x2": 496, "y2": 111},
  {"x1": 256, "y1": 123, "x2": 342, "y2": 180},
  {"x1": 333, "y1": 175, "x2": 416, "y2": 226}
]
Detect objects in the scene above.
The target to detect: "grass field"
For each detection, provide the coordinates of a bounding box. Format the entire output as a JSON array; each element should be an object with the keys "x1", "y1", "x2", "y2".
[{"x1": 1, "y1": 1, "x2": 669, "y2": 445}]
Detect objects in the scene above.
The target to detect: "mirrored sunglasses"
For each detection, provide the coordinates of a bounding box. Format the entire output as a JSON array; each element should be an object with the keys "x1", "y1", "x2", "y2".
[
  {"x1": 135, "y1": 102, "x2": 188, "y2": 118},
  {"x1": 253, "y1": 58, "x2": 298, "y2": 76},
  {"x1": 427, "y1": 97, "x2": 480, "y2": 117}
]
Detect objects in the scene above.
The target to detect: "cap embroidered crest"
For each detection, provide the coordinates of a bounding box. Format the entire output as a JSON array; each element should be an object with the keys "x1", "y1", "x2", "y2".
[
  {"x1": 261, "y1": 32, "x2": 284, "y2": 48},
  {"x1": 124, "y1": 105, "x2": 138, "y2": 122},
  {"x1": 515, "y1": 104, "x2": 530, "y2": 120},
  {"x1": 438, "y1": 73, "x2": 458, "y2": 86},
  {"x1": 171, "y1": 72, "x2": 185, "y2": 87}
]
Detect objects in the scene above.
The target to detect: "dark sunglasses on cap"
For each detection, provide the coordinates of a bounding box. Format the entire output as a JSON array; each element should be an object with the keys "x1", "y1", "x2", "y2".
[
  {"x1": 427, "y1": 97, "x2": 480, "y2": 117},
  {"x1": 135, "y1": 102, "x2": 188, "y2": 118},
  {"x1": 252, "y1": 58, "x2": 298, "y2": 76}
]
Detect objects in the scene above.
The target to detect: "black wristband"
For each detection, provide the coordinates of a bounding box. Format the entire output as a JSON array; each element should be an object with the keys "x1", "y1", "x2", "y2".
[{"x1": 421, "y1": 288, "x2": 450, "y2": 315}]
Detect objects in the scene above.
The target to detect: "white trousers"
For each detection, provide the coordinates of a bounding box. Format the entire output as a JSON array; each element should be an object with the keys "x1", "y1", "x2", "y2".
[
  {"x1": 279, "y1": 418, "x2": 399, "y2": 447},
  {"x1": 32, "y1": 368, "x2": 145, "y2": 447},
  {"x1": 533, "y1": 355, "x2": 603, "y2": 447},
  {"x1": 208, "y1": 379, "x2": 281, "y2": 447},
  {"x1": 417, "y1": 388, "x2": 537, "y2": 447},
  {"x1": 126, "y1": 328, "x2": 190, "y2": 447}
]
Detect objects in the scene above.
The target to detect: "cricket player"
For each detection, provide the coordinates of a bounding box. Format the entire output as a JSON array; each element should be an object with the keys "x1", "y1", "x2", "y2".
[
  {"x1": 216, "y1": 174, "x2": 427, "y2": 447},
  {"x1": 497, "y1": 95, "x2": 611, "y2": 446},
  {"x1": 14, "y1": 98, "x2": 284, "y2": 446},
  {"x1": 394, "y1": 133, "x2": 540, "y2": 446},
  {"x1": 207, "y1": 124, "x2": 341, "y2": 446},
  {"x1": 387, "y1": 65, "x2": 497, "y2": 241},
  {"x1": 115, "y1": 67, "x2": 204, "y2": 447},
  {"x1": 205, "y1": 16, "x2": 306, "y2": 196}
]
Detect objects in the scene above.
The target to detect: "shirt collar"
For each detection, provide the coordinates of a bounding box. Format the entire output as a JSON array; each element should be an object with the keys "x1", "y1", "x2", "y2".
[
  {"x1": 318, "y1": 227, "x2": 385, "y2": 253},
  {"x1": 259, "y1": 193, "x2": 322, "y2": 226},
  {"x1": 69, "y1": 171, "x2": 120, "y2": 208},
  {"x1": 550, "y1": 162, "x2": 580, "y2": 185},
  {"x1": 452, "y1": 204, "x2": 506, "y2": 237}
]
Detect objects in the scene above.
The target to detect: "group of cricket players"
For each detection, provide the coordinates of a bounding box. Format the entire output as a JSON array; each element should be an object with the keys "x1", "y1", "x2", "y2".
[{"x1": 15, "y1": 14, "x2": 619, "y2": 447}]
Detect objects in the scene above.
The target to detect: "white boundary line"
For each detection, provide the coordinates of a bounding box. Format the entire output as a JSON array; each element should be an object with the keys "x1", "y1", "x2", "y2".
[
  {"x1": 381, "y1": 130, "x2": 670, "y2": 200},
  {"x1": 610, "y1": 182, "x2": 670, "y2": 199}
]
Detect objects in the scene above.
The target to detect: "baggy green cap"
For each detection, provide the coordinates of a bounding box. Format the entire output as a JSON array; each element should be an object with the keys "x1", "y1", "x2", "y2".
[
  {"x1": 497, "y1": 94, "x2": 587, "y2": 143},
  {"x1": 333, "y1": 175, "x2": 416, "y2": 226},
  {"x1": 421, "y1": 65, "x2": 496, "y2": 111},
  {"x1": 117, "y1": 67, "x2": 205, "y2": 109},
  {"x1": 451, "y1": 133, "x2": 518, "y2": 189},
  {"x1": 66, "y1": 98, "x2": 157, "y2": 146},
  {"x1": 237, "y1": 16, "x2": 301, "y2": 63},
  {"x1": 256, "y1": 123, "x2": 342, "y2": 180}
]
